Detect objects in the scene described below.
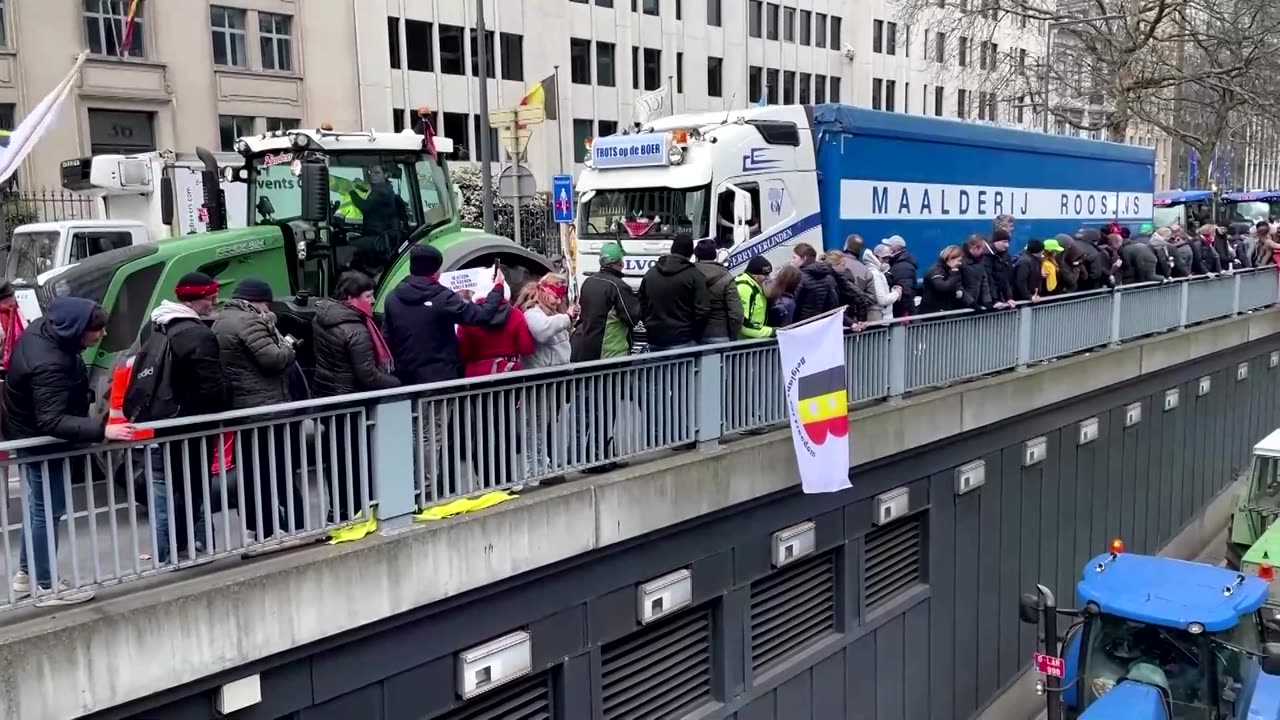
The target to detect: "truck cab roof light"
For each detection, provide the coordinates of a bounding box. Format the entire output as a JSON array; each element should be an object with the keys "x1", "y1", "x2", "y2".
[{"x1": 1109, "y1": 538, "x2": 1124, "y2": 555}]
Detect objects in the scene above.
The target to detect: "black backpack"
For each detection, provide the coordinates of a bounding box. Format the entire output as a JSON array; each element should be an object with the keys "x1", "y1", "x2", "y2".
[{"x1": 122, "y1": 323, "x2": 181, "y2": 422}]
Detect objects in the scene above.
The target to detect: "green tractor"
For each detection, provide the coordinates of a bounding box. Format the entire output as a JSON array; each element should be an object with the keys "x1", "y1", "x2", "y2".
[
  {"x1": 25, "y1": 126, "x2": 554, "y2": 397},
  {"x1": 1227, "y1": 429, "x2": 1280, "y2": 569}
]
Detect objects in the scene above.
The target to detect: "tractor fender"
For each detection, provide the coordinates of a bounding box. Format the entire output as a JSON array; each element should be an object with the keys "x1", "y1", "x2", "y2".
[{"x1": 439, "y1": 234, "x2": 556, "y2": 274}]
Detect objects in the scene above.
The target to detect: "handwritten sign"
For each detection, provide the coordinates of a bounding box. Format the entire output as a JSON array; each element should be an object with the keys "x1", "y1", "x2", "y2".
[
  {"x1": 439, "y1": 267, "x2": 509, "y2": 302},
  {"x1": 1034, "y1": 653, "x2": 1065, "y2": 678}
]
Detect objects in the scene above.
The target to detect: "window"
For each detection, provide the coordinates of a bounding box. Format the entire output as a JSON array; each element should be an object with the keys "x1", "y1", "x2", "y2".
[
  {"x1": 708, "y1": 56, "x2": 723, "y2": 97},
  {"x1": 815, "y1": 74, "x2": 826, "y2": 103},
  {"x1": 1018, "y1": 48, "x2": 1027, "y2": 72},
  {"x1": 784, "y1": 8, "x2": 795, "y2": 41},
  {"x1": 748, "y1": 65, "x2": 763, "y2": 103},
  {"x1": 873, "y1": 20, "x2": 882, "y2": 53},
  {"x1": 903, "y1": 25, "x2": 910, "y2": 56},
  {"x1": 815, "y1": 13, "x2": 827, "y2": 48},
  {"x1": 259, "y1": 13, "x2": 292, "y2": 72},
  {"x1": 830, "y1": 76, "x2": 841, "y2": 103},
  {"x1": 885, "y1": 79, "x2": 896, "y2": 112},
  {"x1": 782, "y1": 70, "x2": 794, "y2": 103},
  {"x1": 500, "y1": 33, "x2": 524, "y2": 81},
  {"x1": 392, "y1": 108, "x2": 406, "y2": 133},
  {"x1": 599, "y1": 120, "x2": 619, "y2": 137},
  {"x1": 0, "y1": 104, "x2": 13, "y2": 131},
  {"x1": 70, "y1": 231, "x2": 132, "y2": 264},
  {"x1": 85, "y1": 0, "x2": 145, "y2": 57},
  {"x1": 387, "y1": 17, "x2": 401, "y2": 69},
  {"x1": 977, "y1": 91, "x2": 987, "y2": 120},
  {"x1": 439, "y1": 25, "x2": 465, "y2": 75},
  {"x1": 266, "y1": 117, "x2": 300, "y2": 133},
  {"x1": 471, "y1": 115, "x2": 499, "y2": 161},
  {"x1": 904, "y1": 82, "x2": 909, "y2": 112},
  {"x1": 597, "y1": 0, "x2": 613, "y2": 6},
  {"x1": 405, "y1": 19, "x2": 433, "y2": 71},
  {"x1": 676, "y1": 0, "x2": 683, "y2": 20},
  {"x1": 799, "y1": 10, "x2": 811, "y2": 45},
  {"x1": 442, "y1": 112, "x2": 469, "y2": 159},
  {"x1": 676, "y1": 52, "x2": 684, "y2": 93},
  {"x1": 641, "y1": 0, "x2": 659, "y2": 15},
  {"x1": 830, "y1": 16, "x2": 841, "y2": 48},
  {"x1": 886, "y1": 21, "x2": 897, "y2": 55},
  {"x1": 979, "y1": 41, "x2": 987, "y2": 70},
  {"x1": 959, "y1": 36, "x2": 968, "y2": 67},
  {"x1": 766, "y1": 3, "x2": 779, "y2": 40},
  {"x1": 957, "y1": 89, "x2": 968, "y2": 118},
  {"x1": 570, "y1": 38, "x2": 592, "y2": 84},
  {"x1": 643, "y1": 48, "x2": 661, "y2": 90},
  {"x1": 935, "y1": 85, "x2": 944, "y2": 116},
  {"x1": 765, "y1": 68, "x2": 779, "y2": 105},
  {"x1": 596, "y1": 41, "x2": 616, "y2": 87},
  {"x1": 1016, "y1": 96, "x2": 1025, "y2": 123},
  {"x1": 872, "y1": 78, "x2": 883, "y2": 110},
  {"x1": 708, "y1": 0, "x2": 721, "y2": 26},
  {"x1": 632, "y1": 46, "x2": 640, "y2": 89},
  {"x1": 209, "y1": 6, "x2": 246, "y2": 67},
  {"x1": 934, "y1": 32, "x2": 946, "y2": 63},
  {"x1": 219, "y1": 115, "x2": 254, "y2": 152},
  {"x1": 88, "y1": 109, "x2": 155, "y2": 154},
  {"x1": 990, "y1": 42, "x2": 999, "y2": 72},
  {"x1": 573, "y1": 119, "x2": 594, "y2": 163},
  {"x1": 748, "y1": 0, "x2": 762, "y2": 38},
  {"x1": 470, "y1": 29, "x2": 495, "y2": 78},
  {"x1": 799, "y1": 73, "x2": 810, "y2": 103}
]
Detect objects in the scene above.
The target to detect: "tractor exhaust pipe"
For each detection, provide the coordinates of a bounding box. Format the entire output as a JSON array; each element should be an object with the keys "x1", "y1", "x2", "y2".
[{"x1": 195, "y1": 146, "x2": 227, "y2": 232}]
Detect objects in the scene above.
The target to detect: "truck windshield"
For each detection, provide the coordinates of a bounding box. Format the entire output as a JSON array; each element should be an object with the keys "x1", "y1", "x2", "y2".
[
  {"x1": 1153, "y1": 206, "x2": 1185, "y2": 229},
  {"x1": 2, "y1": 231, "x2": 59, "y2": 283},
  {"x1": 579, "y1": 187, "x2": 710, "y2": 240},
  {"x1": 1084, "y1": 614, "x2": 1213, "y2": 718},
  {"x1": 1224, "y1": 201, "x2": 1272, "y2": 225}
]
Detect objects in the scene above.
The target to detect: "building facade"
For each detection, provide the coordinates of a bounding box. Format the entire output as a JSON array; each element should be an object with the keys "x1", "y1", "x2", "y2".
[{"x1": 2, "y1": 0, "x2": 359, "y2": 191}]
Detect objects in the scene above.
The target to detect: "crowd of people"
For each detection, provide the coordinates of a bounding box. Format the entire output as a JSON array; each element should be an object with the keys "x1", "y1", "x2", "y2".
[{"x1": 2, "y1": 212, "x2": 1277, "y2": 606}]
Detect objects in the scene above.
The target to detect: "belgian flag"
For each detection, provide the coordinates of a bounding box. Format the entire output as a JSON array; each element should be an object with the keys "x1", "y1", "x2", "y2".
[
  {"x1": 796, "y1": 366, "x2": 848, "y2": 446},
  {"x1": 518, "y1": 73, "x2": 558, "y2": 121}
]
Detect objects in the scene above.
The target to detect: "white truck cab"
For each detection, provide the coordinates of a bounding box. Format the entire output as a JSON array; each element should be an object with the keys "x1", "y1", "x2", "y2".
[{"x1": 574, "y1": 105, "x2": 818, "y2": 289}]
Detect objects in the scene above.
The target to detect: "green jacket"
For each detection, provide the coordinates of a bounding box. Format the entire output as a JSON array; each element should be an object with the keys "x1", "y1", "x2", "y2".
[{"x1": 735, "y1": 274, "x2": 774, "y2": 339}]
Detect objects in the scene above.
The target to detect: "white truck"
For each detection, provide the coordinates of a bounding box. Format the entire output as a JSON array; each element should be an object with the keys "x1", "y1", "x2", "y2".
[{"x1": 1, "y1": 150, "x2": 246, "y2": 287}]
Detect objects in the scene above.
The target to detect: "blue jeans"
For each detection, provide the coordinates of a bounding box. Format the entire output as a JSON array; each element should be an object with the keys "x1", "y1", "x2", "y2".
[
  {"x1": 147, "y1": 447, "x2": 207, "y2": 564},
  {"x1": 19, "y1": 460, "x2": 67, "y2": 589}
]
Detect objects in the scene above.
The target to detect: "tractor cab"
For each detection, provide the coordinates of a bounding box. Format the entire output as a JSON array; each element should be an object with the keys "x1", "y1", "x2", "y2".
[
  {"x1": 1021, "y1": 540, "x2": 1280, "y2": 720},
  {"x1": 1228, "y1": 429, "x2": 1280, "y2": 568}
]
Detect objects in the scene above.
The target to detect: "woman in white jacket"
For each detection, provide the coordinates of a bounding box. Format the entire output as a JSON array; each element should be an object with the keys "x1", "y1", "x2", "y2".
[
  {"x1": 515, "y1": 273, "x2": 577, "y2": 483},
  {"x1": 863, "y1": 245, "x2": 903, "y2": 321}
]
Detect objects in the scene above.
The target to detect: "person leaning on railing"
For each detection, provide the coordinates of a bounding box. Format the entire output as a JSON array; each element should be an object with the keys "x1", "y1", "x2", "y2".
[{"x1": 5, "y1": 297, "x2": 137, "y2": 606}]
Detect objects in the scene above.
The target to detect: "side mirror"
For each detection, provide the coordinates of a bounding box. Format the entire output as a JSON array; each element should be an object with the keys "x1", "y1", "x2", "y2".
[
  {"x1": 716, "y1": 248, "x2": 730, "y2": 265},
  {"x1": 1018, "y1": 593, "x2": 1042, "y2": 625},
  {"x1": 1261, "y1": 643, "x2": 1280, "y2": 675},
  {"x1": 159, "y1": 174, "x2": 174, "y2": 227},
  {"x1": 300, "y1": 161, "x2": 330, "y2": 223}
]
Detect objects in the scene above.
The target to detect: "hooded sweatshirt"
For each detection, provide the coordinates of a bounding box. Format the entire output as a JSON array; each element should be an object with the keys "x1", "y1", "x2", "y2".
[
  {"x1": 3, "y1": 296, "x2": 103, "y2": 442},
  {"x1": 457, "y1": 300, "x2": 536, "y2": 376},
  {"x1": 383, "y1": 274, "x2": 505, "y2": 384},
  {"x1": 639, "y1": 254, "x2": 711, "y2": 347}
]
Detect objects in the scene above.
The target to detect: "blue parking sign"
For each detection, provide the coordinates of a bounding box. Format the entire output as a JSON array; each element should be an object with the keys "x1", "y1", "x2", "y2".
[{"x1": 551, "y1": 174, "x2": 574, "y2": 224}]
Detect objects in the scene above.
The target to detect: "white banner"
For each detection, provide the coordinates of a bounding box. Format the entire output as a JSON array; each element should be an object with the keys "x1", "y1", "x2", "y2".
[
  {"x1": 840, "y1": 179, "x2": 1154, "y2": 221},
  {"x1": 634, "y1": 85, "x2": 668, "y2": 125},
  {"x1": 439, "y1": 266, "x2": 509, "y2": 301},
  {"x1": 0, "y1": 51, "x2": 88, "y2": 186},
  {"x1": 777, "y1": 310, "x2": 852, "y2": 494}
]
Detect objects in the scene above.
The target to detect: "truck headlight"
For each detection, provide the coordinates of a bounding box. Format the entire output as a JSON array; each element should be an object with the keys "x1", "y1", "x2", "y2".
[{"x1": 667, "y1": 144, "x2": 685, "y2": 165}]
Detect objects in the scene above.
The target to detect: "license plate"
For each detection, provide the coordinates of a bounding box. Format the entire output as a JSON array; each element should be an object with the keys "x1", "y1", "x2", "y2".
[
  {"x1": 1034, "y1": 652, "x2": 1065, "y2": 678},
  {"x1": 14, "y1": 288, "x2": 41, "y2": 324}
]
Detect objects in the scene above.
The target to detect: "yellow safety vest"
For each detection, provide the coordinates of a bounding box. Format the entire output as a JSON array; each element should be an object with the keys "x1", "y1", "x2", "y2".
[{"x1": 329, "y1": 176, "x2": 370, "y2": 222}]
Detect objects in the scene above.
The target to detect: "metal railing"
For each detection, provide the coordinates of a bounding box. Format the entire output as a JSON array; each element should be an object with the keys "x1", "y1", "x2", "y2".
[{"x1": 1, "y1": 267, "x2": 1276, "y2": 609}]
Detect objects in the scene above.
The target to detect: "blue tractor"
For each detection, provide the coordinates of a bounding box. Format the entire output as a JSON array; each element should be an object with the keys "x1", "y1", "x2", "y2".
[{"x1": 1021, "y1": 539, "x2": 1280, "y2": 718}]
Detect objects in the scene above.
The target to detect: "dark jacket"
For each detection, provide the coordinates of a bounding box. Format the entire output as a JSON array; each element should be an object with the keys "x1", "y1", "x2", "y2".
[
  {"x1": 1190, "y1": 237, "x2": 1222, "y2": 274},
  {"x1": 793, "y1": 260, "x2": 841, "y2": 322},
  {"x1": 983, "y1": 249, "x2": 1014, "y2": 304},
  {"x1": 1068, "y1": 238, "x2": 1108, "y2": 290},
  {"x1": 887, "y1": 251, "x2": 919, "y2": 316},
  {"x1": 959, "y1": 253, "x2": 992, "y2": 309},
  {"x1": 212, "y1": 300, "x2": 297, "y2": 410},
  {"x1": 1011, "y1": 252, "x2": 1043, "y2": 301},
  {"x1": 1058, "y1": 245, "x2": 1088, "y2": 294},
  {"x1": 639, "y1": 254, "x2": 710, "y2": 347},
  {"x1": 921, "y1": 262, "x2": 963, "y2": 313},
  {"x1": 351, "y1": 183, "x2": 409, "y2": 236},
  {"x1": 831, "y1": 261, "x2": 874, "y2": 323},
  {"x1": 695, "y1": 261, "x2": 744, "y2": 340},
  {"x1": 571, "y1": 267, "x2": 640, "y2": 362},
  {"x1": 1118, "y1": 240, "x2": 1159, "y2": 284},
  {"x1": 312, "y1": 300, "x2": 400, "y2": 397},
  {"x1": 383, "y1": 275, "x2": 505, "y2": 384},
  {"x1": 159, "y1": 314, "x2": 226, "y2": 418},
  {"x1": 768, "y1": 293, "x2": 797, "y2": 327},
  {"x1": 3, "y1": 298, "x2": 102, "y2": 442}
]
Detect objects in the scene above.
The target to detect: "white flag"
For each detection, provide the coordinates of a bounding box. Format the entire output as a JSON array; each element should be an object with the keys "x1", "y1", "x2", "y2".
[
  {"x1": 777, "y1": 310, "x2": 852, "y2": 494},
  {"x1": 634, "y1": 85, "x2": 668, "y2": 124},
  {"x1": 0, "y1": 51, "x2": 89, "y2": 186}
]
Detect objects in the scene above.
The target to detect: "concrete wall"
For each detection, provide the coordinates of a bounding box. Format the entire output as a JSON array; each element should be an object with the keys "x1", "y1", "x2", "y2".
[{"x1": 6, "y1": 309, "x2": 1280, "y2": 720}]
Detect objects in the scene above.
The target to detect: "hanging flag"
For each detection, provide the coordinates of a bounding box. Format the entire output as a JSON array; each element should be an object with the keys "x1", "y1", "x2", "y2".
[
  {"x1": 755, "y1": 88, "x2": 768, "y2": 107},
  {"x1": 120, "y1": 0, "x2": 143, "y2": 57},
  {"x1": 415, "y1": 106, "x2": 438, "y2": 159},
  {"x1": 776, "y1": 309, "x2": 852, "y2": 494},
  {"x1": 634, "y1": 84, "x2": 668, "y2": 124},
  {"x1": 519, "y1": 73, "x2": 558, "y2": 121},
  {"x1": 1188, "y1": 149, "x2": 1199, "y2": 187},
  {"x1": 0, "y1": 52, "x2": 88, "y2": 187}
]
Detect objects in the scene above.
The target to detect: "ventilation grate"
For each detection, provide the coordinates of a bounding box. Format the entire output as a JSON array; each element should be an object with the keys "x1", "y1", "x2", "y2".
[
  {"x1": 437, "y1": 672, "x2": 552, "y2": 720},
  {"x1": 864, "y1": 514, "x2": 923, "y2": 612},
  {"x1": 601, "y1": 608, "x2": 713, "y2": 720},
  {"x1": 749, "y1": 552, "x2": 837, "y2": 675}
]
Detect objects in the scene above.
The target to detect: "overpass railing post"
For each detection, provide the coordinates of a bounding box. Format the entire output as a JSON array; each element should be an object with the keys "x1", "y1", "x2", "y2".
[
  {"x1": 1178, "y1": 281, "x2": 1190, "y2": 330},
  {"x1": 888, "y1": 322, "x2": 907, "y2": 401},
  {"x1": 371, "y1": 399, "x2": 418, "y2": 531},
  {"x1": 1232, "y1": 272, "x2": 1242, "y2": 316},
  {"x1": 1015, "y1": 305, "x2": 1033, "y2": 371},
  {"x1": 695, "y1": 351, "x2": 724, "y2": 451},
  {"x1": 1108, "y1": 290, "x2": 1122, "y2": 346}
]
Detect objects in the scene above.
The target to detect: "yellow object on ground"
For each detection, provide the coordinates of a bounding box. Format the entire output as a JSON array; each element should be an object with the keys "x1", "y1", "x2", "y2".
[
  {"x1": 327, "y1": 508, "x2": 378, "y2": 544},
  {"x1": 414, "y1": 491, "x2": 518, "y2": 521}
]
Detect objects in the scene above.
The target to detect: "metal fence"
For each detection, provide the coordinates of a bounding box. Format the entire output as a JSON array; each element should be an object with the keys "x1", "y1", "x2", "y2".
[
  {"x1": 0, "y1": 189, "x2": 98, "y2": 242},
  {"x1": 1, "y1": 267, "x2": 1276, "y2": 609}
]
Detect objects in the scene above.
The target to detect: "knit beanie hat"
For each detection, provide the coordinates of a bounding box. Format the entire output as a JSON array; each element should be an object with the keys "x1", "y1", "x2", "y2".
[
  {"x1": 231, "y1": 278, "x2": 273, "y2": 303},
  {"x1": 175, "y1": 271, "x2": 219, "y2": 301},
  {"x1": 410, "y1": 244, "x2": 444, "y2": 277}
]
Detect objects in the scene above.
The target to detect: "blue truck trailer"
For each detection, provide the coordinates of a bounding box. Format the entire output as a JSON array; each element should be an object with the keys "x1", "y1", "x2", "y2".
[{"x1": 573, "y1": 104, "x2": 1156, "y2": 286}]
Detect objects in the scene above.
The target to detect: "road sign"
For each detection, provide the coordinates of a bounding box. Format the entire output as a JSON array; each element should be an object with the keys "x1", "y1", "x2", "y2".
[
  {"x1": 552, "y1": 174, "x2": 574, "y2": 223},
  {"x1": 488, "y1": 106, "x2": 544, "y2": 127},
  {"x1": 498, "y1": 126, "x2": 533, "y2": 161},
  {"x1": 1033, "y1": 653, "x2": 1064, "y2": 678},
  {"x1": 497, "y1": 164, "x2": 537, "y2": 201}
]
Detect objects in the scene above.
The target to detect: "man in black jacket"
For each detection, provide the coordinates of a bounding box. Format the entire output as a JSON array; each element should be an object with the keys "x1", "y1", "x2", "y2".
[
  {"x1": 572, "y1": 243, "x2": 640, "y2": 362},
  {"x1": 383, "y1": 244, "x2": 505, "y2": 384},
  {"x1": 1012, "y1": 239, "x2": 1045, "y2": 301},
  {"x1": 693, "y1": 239, "x2": 743, "y2": 343},
  {"x1": 639, "y1": 234, "x2": 710, "y2": 350},
  {"x1": 6, "y1": 296, "x2": 133, "y2": 604},
  {"x1": 1117, "y1": 234, "x2": 1159, "y2": 284},
  {"x1": 959, "y1": 235, "x2": 993, "y2": 310},
  {"x1": 984, "y1": 229, "x2": 1014, "y2": 306},
  {"x1": 791, "y1": 242, "x2": 840, "y2": 322}
]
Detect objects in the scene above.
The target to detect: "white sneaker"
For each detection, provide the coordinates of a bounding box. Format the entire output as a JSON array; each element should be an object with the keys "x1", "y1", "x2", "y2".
[
  {"x1": 11, "y1": 570, "x2": 29, "y2": 595},
  {"x1": 32, "y1": 581, "x2": 94, "y2": 607}
]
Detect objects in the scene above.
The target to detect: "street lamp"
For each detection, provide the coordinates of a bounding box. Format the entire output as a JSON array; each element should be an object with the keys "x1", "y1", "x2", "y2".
[{"x1": 1042, "y1": 14, "x2": 1125, "y2": 133}]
